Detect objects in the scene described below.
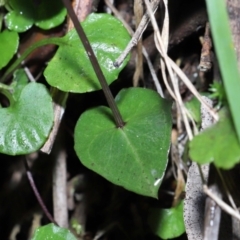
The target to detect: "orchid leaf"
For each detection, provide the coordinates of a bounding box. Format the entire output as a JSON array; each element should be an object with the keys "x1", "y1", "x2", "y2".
[
  {"x1": 44, "y1": 13, "x2": 131, "y2": 93},
  {"x1": 74, "y1": 88, "x2": 172, "y2": 198}
]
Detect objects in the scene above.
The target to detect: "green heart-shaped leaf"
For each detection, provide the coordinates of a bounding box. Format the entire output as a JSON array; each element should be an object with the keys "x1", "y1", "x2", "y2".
[
  {"x1": 0, "y1": 30, "x2": 19, "y2": 69},
  {"x1": 74, "y1": 88, "x2": 172, "y2": 198},
  {"x1": 5, "y1": 0, "x2": 66, "y2": 32},
  {"x1": 32, "y1": 223, "x2": 77, "y2": 240},
  {"x1": 44, "y1": 13, "x2": 131, "y2": 93},
  {"x1": 0, "y1": 82, "x2": 54, "y2": 155},
  {"x1": 148, "y1": 201, "x2": 185, "y2": 239},
  {"x1": 189, "y1": 108, "x2": 240, "y2": 169}
]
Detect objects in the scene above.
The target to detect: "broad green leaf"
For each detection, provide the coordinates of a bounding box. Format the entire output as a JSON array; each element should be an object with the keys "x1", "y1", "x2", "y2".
[
  {"x1": 74, "y1": 88, "x2": 172, "y2": 198},
  {"x1": 44, "y1": 13, "x2": 131, "y2": 93},
  {"x1": 148, "y1": 201, "x2": 185, "y2": 239},
  {"x1": 189, "y1": 108, "x2": 240, "y2": 169},
  {"x1": 5, "y1": 0, "x2": 66, "y2": 32},
  {"x1": 206, "y1": 0, "x2": 240, "y2": 143},
  {"x1": 32, "y1": 223, "x2": 77, "y2": 240},
  {"x1": 0, "y1": 82, "x2": 54, "y2": 155},
  {"x1": 0, "y1": 30, "x2": 18, "y2": 69}
]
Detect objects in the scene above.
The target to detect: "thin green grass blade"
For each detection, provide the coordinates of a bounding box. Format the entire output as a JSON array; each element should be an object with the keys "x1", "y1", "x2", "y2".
[{"x1": 206, "y1": 0, "x2": 240, "y2": 143}]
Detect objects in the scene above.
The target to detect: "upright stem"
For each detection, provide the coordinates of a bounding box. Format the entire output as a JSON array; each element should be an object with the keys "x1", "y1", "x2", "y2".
[{"x1": 62, "y1": 0, "x2": 125, "y2": 128}]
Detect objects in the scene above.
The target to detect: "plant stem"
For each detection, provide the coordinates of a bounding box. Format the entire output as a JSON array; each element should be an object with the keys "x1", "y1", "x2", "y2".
[
  {"x1": 1, "y1": 37, "x2": 64, "y2": 83},
  {"x1": 24, "y1": 158, "x2": 58, "y2": 226},
  {"x1": 61, "y1": 0, "x2": 125, "y2": 128},
  {"x1": 0, "y1": 84, "x2": 15, "y2": 106}
]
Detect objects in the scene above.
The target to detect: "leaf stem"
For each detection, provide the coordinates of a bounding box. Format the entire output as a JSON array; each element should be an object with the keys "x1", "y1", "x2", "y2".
[
  {"x1": 24, "y1": 158, "x2": 59, "y2": 226},
  {"x1": 61, "y1": 0, "x2": 125, "y2": 128},
  {"x1": 0, "y1": 83, "x2": 15, "y2": 106},
  {"x1": 1, "y1": 37, "x2": 64, "y2": 83}
]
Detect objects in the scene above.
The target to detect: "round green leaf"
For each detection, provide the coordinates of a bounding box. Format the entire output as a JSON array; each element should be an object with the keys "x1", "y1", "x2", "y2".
[
  {"x1": 5, "y1": 0, "x2": 66, "y2": 32},
  {"x1": 5, "y1": 0, "x2": 34, "y2": 32},
  {"x1": 0, "y1": 82, "x2": 54, "y2": 155},
  {"x1": 189, "y1": 108, "x2": 240, "y2": 169},
  {"x1": 148, "y1": 201, "x2": 185, "y2": 239},
  {"x1": 5, "y1": 11, "x2": 33, "y2": 32},
  {"x1": 44, "y1": 13, "x2": 131, "y2": 93},
  {"x1": 34, "y1": 0, "x2": 66, "y2": 30},
  {"x1": 32, "y1": 223, "x2": 77, "y2": 240},
  {"x1": 0, "y1": 30, "x2": 19, "y2": 69},
  {"x1": 74, "y1": 88, "x2": 172, "y2": 198}
]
